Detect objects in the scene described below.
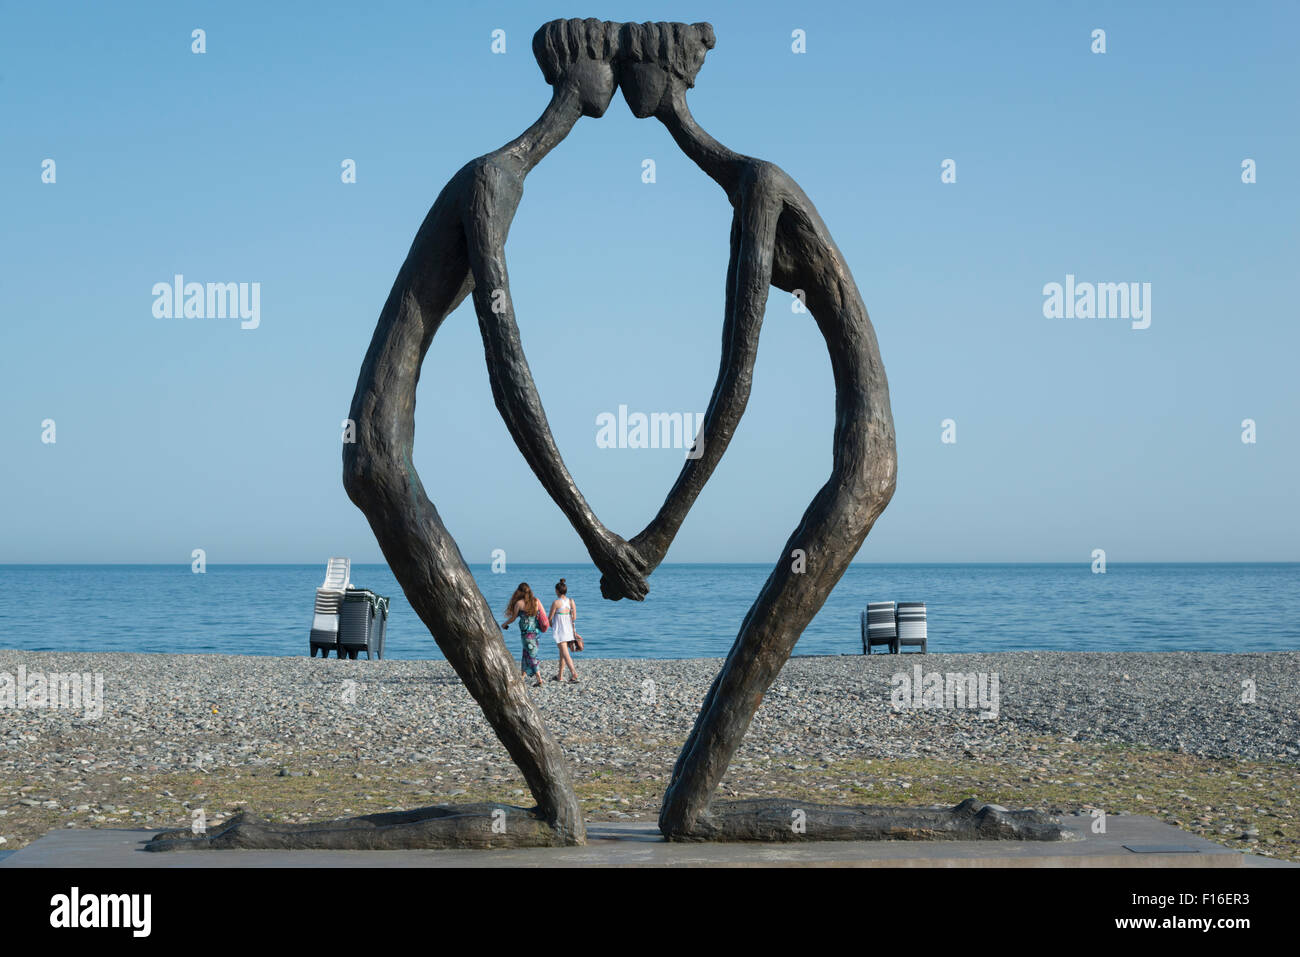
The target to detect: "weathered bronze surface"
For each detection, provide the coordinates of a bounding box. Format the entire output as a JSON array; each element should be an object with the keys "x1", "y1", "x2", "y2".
[
  {"x1": 145, "y1": 806, "x2": 563, "y2": 851},
  {"x1": 673, "y1": 799, "x2": 1071, "y2": 844}
]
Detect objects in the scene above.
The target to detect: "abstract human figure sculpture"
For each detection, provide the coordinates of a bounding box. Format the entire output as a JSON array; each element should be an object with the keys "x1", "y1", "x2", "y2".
[
  {"x1": 148, "y1": 19, "x2": 628, "y2": 851},
  {"x1": 146, "y1": 19, "x2": 1064, "y2": 851},
  {"x1": 333, "y1": 19, "x2": 637, "y2": 846},
  {"x1": 608, "y1": 21, "x2": 901, "y2": 839}
]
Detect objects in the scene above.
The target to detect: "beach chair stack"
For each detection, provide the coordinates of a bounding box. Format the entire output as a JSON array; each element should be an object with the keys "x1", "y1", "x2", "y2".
[
  {"x1": 338, "y1": 587, "x2": 390, "y2": 660},
  {"x1": 861, "y1": 600, "x2": 928, "y2": 654},
  {"x1": 862, "y1": 601, "x2": 898, "y2": 654},
  {"x1": 308, "y1": 557, "x2": 351, "y2": 657},
  {"x1": 895, "y1": 602, "x2": 928, "y2": 654}
]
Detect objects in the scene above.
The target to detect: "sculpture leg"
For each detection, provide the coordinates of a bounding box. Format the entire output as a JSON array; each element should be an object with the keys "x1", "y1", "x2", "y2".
[
  {"x1": 148, "y1": 260, "x2": 586, "y2": 852},
  {"x1": 656, "y1": 489, "x2": 1063, "y2": 843},
  {"x1": 341, "y1": 278, "x2": 586, "y2": 846},
  {"x1": 344, "y1": 479, "x2": 586, "y2": 846},
  {"x1": 658, "y1": 281, "x2": 901, "y2": 839},
  {"x1": 658, "y1": 470, "x2": 888, "y2": 838},
  {"x1": 151, "y1": 217, "x2": 587, "y2": 851},
  {"x1": 656, "y1": 347, "x2": 1067, "y2": 841}
]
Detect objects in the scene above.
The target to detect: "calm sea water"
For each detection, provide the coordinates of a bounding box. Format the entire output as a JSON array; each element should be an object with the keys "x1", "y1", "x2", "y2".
[{"x1": 0, "y1": 564, "x2": 1296, "y2": 660}]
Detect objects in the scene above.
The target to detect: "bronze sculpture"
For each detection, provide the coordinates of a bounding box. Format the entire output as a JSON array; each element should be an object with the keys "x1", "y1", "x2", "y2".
[{"x1": 146, "y1": 19, "x2": 1063, "y2": 851}]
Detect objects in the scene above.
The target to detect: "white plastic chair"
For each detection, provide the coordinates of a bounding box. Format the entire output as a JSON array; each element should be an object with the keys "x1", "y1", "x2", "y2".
[{"x1": 309, "y1": 557, "x2": 351, "y2": 657}]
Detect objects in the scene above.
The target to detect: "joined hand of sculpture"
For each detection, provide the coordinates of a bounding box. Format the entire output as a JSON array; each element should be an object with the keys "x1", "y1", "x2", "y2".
[{"x1": 590, "y1": 530, "x2": 651, "y2": 602}]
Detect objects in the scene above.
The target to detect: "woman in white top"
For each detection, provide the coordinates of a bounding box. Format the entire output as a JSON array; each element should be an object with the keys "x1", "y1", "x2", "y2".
[{"x1": 549, "y1": 578, "x2": 579, "y2": 683}]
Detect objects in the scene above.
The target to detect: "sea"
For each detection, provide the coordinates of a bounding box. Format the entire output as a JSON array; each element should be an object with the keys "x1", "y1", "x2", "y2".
[{"x1": 1, "y1": 563, "x2": 1296, "y2": 660}]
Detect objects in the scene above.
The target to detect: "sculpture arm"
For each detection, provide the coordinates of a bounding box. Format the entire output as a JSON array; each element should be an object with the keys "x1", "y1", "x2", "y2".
[
  {"x1": 464, "y1": 196, "x2": 649, "y2": 600},
  {"x1": 632, "y1": 178, "x2": 781, "y2": 566}
]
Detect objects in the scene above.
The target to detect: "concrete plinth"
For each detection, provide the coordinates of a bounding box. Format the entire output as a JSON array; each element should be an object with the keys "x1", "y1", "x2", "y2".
[{"x1": 1, "y1": 815, "x2": 1291, "y2": 868}]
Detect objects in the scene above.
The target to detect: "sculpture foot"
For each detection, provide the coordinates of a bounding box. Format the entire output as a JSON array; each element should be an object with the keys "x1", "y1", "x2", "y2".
[
  {"x1": 143, "y1": 803, "x2": 582, "y2": 851},
  {"x1": 662, "y1": 798, "x2": 1071, "y2": 843}
]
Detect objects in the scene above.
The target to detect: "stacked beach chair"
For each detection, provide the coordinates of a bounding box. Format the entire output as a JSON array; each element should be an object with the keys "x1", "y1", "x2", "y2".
[
  {"x1": 338, "y1": 587, "x2": 390, "y2": 660},
  {"x1": 308, "y1": 558, "x2": 390, "y2": 659},
  {"x1": 861, "y1": 600, "x2": 927, "y2": 654},
  {"x1": 895, "y1": 602, "x2": 928, "y2": 654},
  {"x1": 309, "y1": 557, "x2": 351, "y2": 658},
  {"x1": 862, "y1": 601, "x2": 898, "y2": 654}
]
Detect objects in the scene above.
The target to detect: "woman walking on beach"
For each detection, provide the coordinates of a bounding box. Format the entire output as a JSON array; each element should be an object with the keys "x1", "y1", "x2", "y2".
[
  {"x1": 502, "y1": 583, "x2": 549, "y2": 687},
  {"x1": 549, "y1": 579, "x2": 579, "y2": 683}
]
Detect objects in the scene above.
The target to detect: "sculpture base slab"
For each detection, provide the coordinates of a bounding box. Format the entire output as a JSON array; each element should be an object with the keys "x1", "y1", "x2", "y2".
[
  {"x1": 4, "y1": 817, "x2": 1285, "y2": 868},
  {"x1": 141, "y1": 798, "x2": 1060, "y2": 852}
]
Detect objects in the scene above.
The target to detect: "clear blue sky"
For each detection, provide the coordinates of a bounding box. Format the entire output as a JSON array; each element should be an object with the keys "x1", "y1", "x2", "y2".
[{"x1": 2, "y1": 1, "x2": 1297, "y2": 564}]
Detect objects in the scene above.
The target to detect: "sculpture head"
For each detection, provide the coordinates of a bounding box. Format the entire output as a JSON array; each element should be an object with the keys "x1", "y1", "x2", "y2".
[
  {"x1": 614, "y1": 21, "x2": 715, "y2": 118},
  {"x1": 533, "y1": 18, "x2": 619, "y2": 118}
]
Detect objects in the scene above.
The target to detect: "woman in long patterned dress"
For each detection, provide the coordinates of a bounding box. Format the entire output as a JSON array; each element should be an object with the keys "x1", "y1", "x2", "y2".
[{"x1": 502, "y1": 583, "x2": 548, "y2": 687}]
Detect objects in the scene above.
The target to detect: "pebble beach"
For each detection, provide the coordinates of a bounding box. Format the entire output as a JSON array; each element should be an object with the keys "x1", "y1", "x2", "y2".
[{"x1": 2, "y1": 649, "x2": 1298, "y2": 858}]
